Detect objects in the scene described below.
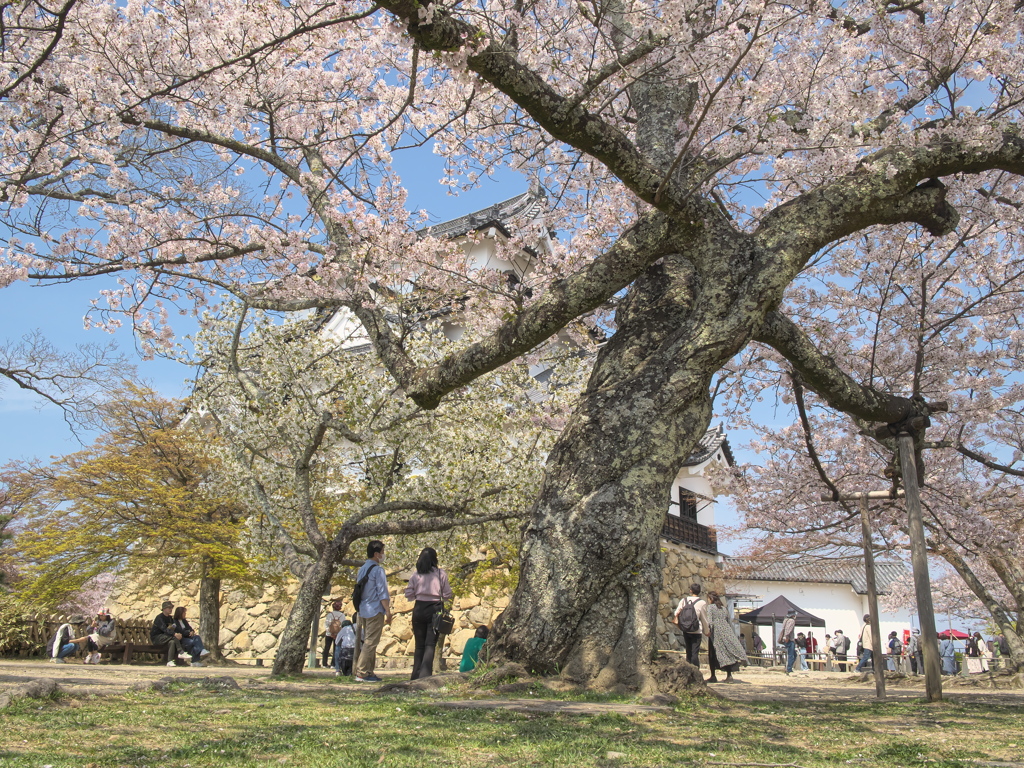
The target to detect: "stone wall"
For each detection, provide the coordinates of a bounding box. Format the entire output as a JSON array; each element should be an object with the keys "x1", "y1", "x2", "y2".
[
  {"x1": 107, "y1": 567, "x2": 512, "y2": 668},
  {"x1": 656, "y1": 540, "x2": 723, "y2": 651},
  {"x1": 108, "y1": 542, "x2": 721, "y2": 666}
]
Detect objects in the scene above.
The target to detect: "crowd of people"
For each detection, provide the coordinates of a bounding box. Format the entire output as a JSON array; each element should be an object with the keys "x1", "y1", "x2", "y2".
[
  {"x1": 47, "y1": 600, "x2": 211, "y2": 667},
  {"x1": 325, "y1": 540, "x2": 488, "y2": 682},
  {"x1": 44, "y1": 542, "x2": 489, "y2": 677},
  {"x1": 750, "y1": 612, "x2": 1012, "y2": 676},
  {"x1": 45, "y1": 568, "x2": 1013, "y2": 683},
  {"x1": 671, "y1": 586, "x2": 1014, "y2": 682}
]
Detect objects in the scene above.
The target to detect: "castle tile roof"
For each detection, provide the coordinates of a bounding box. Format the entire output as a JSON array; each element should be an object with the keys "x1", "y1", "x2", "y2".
[
  {"x1": 418, "y1": 185, "x2": 547, "y2": 240},
  {"x1": 724, "y1": 557, "x2": 908, "y2": 595},
  {"x1": 682, "y1": 424, "x2": 734, "y2": 467}
]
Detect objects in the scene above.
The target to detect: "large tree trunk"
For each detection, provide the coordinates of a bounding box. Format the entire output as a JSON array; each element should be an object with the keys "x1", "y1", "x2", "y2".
[
  {"x1": 495, "y1": 250, "x2": 756, "y2": 692},
  {"x1": 197, "y1": 562, "x2": 222, "y2": 662},
  {"x1": 271, "y1": 542, "x2": 338, "y2": 676}
]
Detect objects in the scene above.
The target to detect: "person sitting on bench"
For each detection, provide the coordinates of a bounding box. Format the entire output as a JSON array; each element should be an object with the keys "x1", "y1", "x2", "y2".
[
  {"x1": 173, "y1": 605, "x2": 210, "y2": 666},
  {"x1": 151, "y1": 601, "x2": 192, "y2": 667},
  {"x1": 85, "y1": 609, "x2": 118, "y2": 664}
]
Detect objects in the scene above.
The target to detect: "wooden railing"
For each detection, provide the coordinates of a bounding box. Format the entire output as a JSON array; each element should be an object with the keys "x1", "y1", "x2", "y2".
[{"x1": 661, "y1": 514, "x2": 718, "y2": 554}]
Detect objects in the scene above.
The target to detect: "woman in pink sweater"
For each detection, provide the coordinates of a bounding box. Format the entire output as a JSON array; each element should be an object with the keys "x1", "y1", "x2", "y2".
[{"x1": 405, "y1": 547, "x2": 454, "y2": 679}]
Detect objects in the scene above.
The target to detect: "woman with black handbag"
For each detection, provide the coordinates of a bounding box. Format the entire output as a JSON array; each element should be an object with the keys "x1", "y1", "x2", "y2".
[{"x1": 405, "y1": 547, "x2": 454, "y2": 679}]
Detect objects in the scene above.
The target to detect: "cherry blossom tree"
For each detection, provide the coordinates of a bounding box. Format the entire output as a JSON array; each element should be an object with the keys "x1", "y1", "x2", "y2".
[
  {"x1": 189, "y1": 304, "x2": 571, "y2": 674},
  {"x1": 1, "y1": 0, "x2": 1023, "y2": 689},
  {"x1": 721, "y1": 225, "x2": 1024, "y2": 671},
  {"x1": 0, "y1": 0, "x2": 78, "y2": 101}
]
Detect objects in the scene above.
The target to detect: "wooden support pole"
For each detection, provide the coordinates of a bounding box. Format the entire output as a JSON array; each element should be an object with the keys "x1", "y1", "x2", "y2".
[
  {"x1": 897, "y1": 432, "x2": 943, "y2": 702},
  {"x1": 820, "y1": 489, "x2": 906, "y2": 698},
  {"x1": 307, "y1": 605, "x2": 319, "y2": 669},
  {"x1": 859, "y1": 495, "x2": 886, "y2": 700}
]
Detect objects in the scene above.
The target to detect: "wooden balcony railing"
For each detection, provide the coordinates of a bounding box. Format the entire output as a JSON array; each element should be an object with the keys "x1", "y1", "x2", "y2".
[{"x1": 661, "y1": 514, "x2": 718, "y2": 554}]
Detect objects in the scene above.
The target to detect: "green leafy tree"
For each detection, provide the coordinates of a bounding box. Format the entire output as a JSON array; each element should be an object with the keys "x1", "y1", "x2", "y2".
[
  {"x1": 190, "y1": 305, "x2": 578, "y2": 674},
  {"x1": 6, "y1": 382, "x2": 262, "y2": 659}
]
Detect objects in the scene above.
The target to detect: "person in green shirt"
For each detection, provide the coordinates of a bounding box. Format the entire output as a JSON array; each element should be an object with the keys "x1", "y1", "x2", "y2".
[{"x1": 460, "y1": 626, "x2": 489, "y2": 672}]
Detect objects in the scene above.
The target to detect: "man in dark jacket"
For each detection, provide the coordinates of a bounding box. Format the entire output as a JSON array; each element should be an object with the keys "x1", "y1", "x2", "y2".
[
  {"x1": 151, "y1": 601, "x2": 190, "y2": 667},
  {"x1": 832, "y1": 629, "x2": 851, "y2": 672}
]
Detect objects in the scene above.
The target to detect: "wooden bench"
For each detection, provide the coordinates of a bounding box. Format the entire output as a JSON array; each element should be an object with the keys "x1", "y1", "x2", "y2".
[{"x1": 97, "y1": 641, "x2": 174, "y2": 664}]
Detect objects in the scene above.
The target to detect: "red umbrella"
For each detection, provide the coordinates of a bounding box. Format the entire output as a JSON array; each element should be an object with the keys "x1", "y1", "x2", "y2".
[{"x1": 937, "y1": 629, "x2": 970, "y2": 640}]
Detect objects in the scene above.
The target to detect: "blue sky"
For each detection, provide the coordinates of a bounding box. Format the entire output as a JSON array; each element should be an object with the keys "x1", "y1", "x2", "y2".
[
  {"x1": 0, "y1": 150, "x2": 524, "y2": 461},
  {"x1": 0, "y1": 156, "x2": 760, "y2": 551},
  {"x1": 0, "y1": 278, "x2": 194, "y2": 463}
]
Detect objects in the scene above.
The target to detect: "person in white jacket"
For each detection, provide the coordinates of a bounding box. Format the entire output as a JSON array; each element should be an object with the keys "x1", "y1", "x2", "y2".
[
  {"x1": 333, "y1": 619, "x2": 357, "y2": 677},
  {"x1": 49, "y1": 615, "x2": 89, "y2": 663}
]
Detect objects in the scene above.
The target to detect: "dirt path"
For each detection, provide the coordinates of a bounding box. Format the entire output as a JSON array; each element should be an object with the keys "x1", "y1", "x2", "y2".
[
  {"x1": 2, "y1": 658, "x2": 1021, "y2": 708},
  {"x1": 710, "y1": 666, "x2": 1024, "y2": 706},
  {"x1": 0, "y1": 658, "x2": 299, "y2": 696}
]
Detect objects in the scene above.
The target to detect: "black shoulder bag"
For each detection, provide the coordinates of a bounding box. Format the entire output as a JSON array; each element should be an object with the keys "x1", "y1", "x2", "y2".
[{"x1": 431, "y1": 601, "x2": 455, "y2": 635}]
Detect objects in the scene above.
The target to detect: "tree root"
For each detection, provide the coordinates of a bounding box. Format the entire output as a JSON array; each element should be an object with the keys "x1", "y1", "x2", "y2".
[
  {"x1": 474, "y1": 662, "x2": 533, "y2": 687},
  {"x1": 0, "y1": 678, "x2": 60, "y2": 709},
  {"x1": 650, "y1": 656, "x2": 708, "y2": 695},
  {"x1": 128, "y1": 676, "x2": 240, "y2": 693}
]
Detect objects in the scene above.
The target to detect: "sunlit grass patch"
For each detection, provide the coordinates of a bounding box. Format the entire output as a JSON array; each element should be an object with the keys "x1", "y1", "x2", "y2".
[{"x1": 0, "y1": 679, "x2": 1020, "y2": 767}]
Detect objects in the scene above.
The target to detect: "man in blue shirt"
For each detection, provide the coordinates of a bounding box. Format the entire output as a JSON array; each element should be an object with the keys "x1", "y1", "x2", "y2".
[{"x1": 354, "y1": 539, "x2": 391, "y2": 683}]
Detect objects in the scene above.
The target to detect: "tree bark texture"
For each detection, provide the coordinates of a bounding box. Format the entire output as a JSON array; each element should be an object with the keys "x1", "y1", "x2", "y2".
[
  {"x1": 198, "y1": 572, "x2": 223, "y2": 662},
  {"x1": 271, "y1": 542, "x2": 338, "y2": 676},
  {"x1": 495, "y1": 246, "x2": 759, "y2": 690}
]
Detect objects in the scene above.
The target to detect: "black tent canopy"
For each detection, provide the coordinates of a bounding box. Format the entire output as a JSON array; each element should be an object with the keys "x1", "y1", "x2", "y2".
[{"x1": 738, "y1": 595, "x2": 826, "y2": 627}]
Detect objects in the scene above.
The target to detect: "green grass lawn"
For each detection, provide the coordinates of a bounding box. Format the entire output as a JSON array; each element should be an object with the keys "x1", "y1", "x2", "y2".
[{"x1": 1, "y1": 678, "x2": 1022, "y2": 767}]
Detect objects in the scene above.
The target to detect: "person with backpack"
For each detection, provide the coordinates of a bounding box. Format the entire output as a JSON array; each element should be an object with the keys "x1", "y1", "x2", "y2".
[
  {"x1": 831, "y1": 629, "x2": 851, "y2": 672},
  {"x1": 906, "y1": 628, "x2": 922, "y2": 675},
  {"x1": 886, "y1": 631, "x2": 903, "y2": 672},
  {"x1": 404, "y1": 546, "x2": 454, "y2": 680},
  {"x1": 352, "y1": 539, "x2": 391, "y2": 683},
  {"x1": 322, "y1": 599, "x2": 346, "y2": 669},
  {"x1": 673, "y1": 583, "x2": 709, "y2": 668}
]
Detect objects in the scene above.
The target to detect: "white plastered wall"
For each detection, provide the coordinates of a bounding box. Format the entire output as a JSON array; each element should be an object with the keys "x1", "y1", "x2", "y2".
[{"x1": 729, "y1": 578, "x2": 916, "y2": 651}]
